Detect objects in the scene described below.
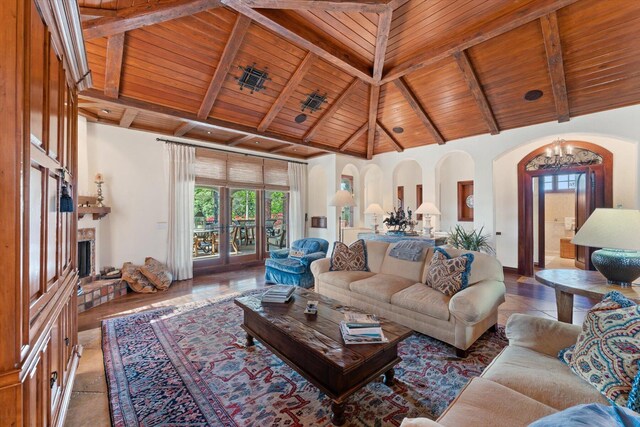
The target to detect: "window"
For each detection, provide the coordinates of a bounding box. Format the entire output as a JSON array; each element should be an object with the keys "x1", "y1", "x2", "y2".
[
  {"x1": 542, "y1": 174, "x2": 579, "y2": 193},
  {"x1": 193, "y1": 186, "x2": 220, "y2": 258},
  {"x1": 340, "y1": 175, "x2": 354, "y2": 227}
]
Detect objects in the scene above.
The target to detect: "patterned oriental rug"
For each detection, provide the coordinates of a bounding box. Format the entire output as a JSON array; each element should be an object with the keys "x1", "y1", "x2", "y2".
[{"x1": 103, "y1": 291, "x2": 507, "y2": 426}]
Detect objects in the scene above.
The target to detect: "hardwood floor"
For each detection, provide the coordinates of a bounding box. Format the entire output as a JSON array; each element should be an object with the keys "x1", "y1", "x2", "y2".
[{"x1": 64, "y1": 267, "x2": 596, "y2": 426}]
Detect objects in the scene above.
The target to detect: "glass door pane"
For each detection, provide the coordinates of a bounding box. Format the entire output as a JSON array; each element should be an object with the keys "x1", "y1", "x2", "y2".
[
  {"x1": 265, "y1": 190, "x2": 288, "y2": 252},
  {"x1": 229, "y1": 189, "x2": 257, "y2": 256},
  {"x1": 193, "y1": 186, "x2": 221, "y2": 259}
]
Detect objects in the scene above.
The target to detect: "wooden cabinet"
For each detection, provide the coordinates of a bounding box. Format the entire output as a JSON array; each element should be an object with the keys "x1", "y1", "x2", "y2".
[{"x1": 0, "y1": 0, "x2": 90, "y2": 425}]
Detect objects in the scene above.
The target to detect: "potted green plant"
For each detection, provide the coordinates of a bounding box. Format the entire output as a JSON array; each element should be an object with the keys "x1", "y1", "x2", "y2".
[{"x1": 447, "y1": 225, "x2": 495, "y2": 254}]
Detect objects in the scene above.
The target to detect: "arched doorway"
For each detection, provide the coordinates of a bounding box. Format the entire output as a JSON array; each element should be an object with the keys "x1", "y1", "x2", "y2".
[{"x1": 517, "y1": 141, "x2": 613, "y2": 276}]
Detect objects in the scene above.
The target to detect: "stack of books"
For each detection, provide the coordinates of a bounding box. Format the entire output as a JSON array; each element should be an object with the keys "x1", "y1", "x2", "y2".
[
  {"x1": 261, "y1": 285, "x2": 295, "y2": 303},
  {"x1": 339, "y1": 313, "x2": 388, "y2": 345}
]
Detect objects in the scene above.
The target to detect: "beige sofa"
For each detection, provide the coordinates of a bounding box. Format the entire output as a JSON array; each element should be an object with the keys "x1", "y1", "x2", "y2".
[
  {"x1": 401, "y1": 314, "x2": 608, "y2": 426},
  {"x1": 310, "y1": 240, "x2": 506, "y2": 355}
]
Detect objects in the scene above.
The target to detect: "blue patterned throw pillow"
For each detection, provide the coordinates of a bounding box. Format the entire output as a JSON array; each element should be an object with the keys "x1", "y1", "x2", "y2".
[
  {"x1": 329, "y1": 239, "x2": 369, "y2": 272},
  {"x1": 425, "y1": 248, "x2": 474, "y2": 297},
  {"x1": 566, "y1": 291, "x2": 640, "y2": 409}
]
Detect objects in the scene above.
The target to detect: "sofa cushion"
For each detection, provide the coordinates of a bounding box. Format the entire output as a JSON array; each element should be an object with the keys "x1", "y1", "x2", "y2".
[
  {"x1": 365, "y1": 241, "x2": 390, "y2": 273},
  {"x1": 436, "y1": 377, "x2": 557, "y2": 427},
  {"x1": 265, "y1": 257, "x2": 306, "y2": 275},
  {"x1": 391, "y1": 284, "x2": 451, "y2": 321},
  {"x1": 481, "y1": 345, "x2": 609, "y2": 410},
  {"x1": 379, "y1": 244, "x2": 429, "y2": 282},
  {"x1": 441, "y1": 248, "x2": 504, "y2": 285},
  {"x1": 140, "y1": 257, "x2": 173, "y2": 290},
  {"x1": 122, "y1": 262, "x2": 157, "y2": 294},
  {"x1": 349, "y1": 274, "x2": 415, "y2": 304},
  {"x1": 330, "y1": 239, "x2": 369, "y2": 272},
  {"x1": 425, "y1": 249, "x2": 474, "y2": 296},
  {"x1": 318, "y1": 271, "x2": 375, "y2": 291}
]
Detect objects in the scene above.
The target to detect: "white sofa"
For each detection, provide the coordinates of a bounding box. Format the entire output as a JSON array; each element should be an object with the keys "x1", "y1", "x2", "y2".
[{"x1": 310, "y1": 240, "x2": 506, "y2": 355}]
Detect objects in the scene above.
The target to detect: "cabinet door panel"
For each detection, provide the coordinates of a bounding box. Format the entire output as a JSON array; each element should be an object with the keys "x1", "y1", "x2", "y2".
[
  {"x1": 29, "y1": 165, "x2": 44, "y2": 303},
  {"x1": 46, "y1": 173, "x2": 59, "y2": 286}
]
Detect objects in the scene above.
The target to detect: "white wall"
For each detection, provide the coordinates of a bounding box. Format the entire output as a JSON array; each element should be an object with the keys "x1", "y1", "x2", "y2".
[
  {"x1": 393, "y1": 160, "x2": 422, "y2": 213},
  {"x1": 436, "y1": 151, "x2": 475, "y2": 232}
]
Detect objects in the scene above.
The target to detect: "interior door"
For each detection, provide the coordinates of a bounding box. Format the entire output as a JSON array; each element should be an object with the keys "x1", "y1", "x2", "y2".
[{"x1": 574, "y1": 166, "x2": 606, "y2": 270}]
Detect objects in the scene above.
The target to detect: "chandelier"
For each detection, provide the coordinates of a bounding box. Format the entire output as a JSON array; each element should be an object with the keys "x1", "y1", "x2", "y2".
[{"x1": 525, "y1": 139, "x2": 603, "y2": 171}]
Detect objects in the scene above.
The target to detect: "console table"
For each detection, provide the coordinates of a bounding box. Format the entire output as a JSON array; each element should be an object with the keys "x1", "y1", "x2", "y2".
[
  {"x1": 535, "y1": 269, "x2": 640, "y2": 323},
  {"x1": 357, "y1": 232, "x2": 447, "y2": 246}
]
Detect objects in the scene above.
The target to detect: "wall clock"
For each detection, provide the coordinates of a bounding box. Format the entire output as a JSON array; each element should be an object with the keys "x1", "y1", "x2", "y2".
[{"x1": 466, "y1": 194, "x2": 474, "y2": 209}]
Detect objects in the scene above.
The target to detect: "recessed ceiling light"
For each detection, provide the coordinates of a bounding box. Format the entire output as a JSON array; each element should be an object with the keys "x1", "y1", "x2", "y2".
[
  {"x1": 524, "y1": 90, "x2": 543, "y2": 101},
  {"x1": 295, "y1": 113, "x2": 307, "y2": 124},
  {"x1": 255, "y1": 141, "x2": 259, "y2": 144},
  {"x1": 392, "y1": 127, "x2": 404, "y2": 134},
  {"x1": 101, "y1": 108, "x2": 111, "y2": 114},
  {"x1": 207, "y1": 131, "x2": 211, "y2": 134}
]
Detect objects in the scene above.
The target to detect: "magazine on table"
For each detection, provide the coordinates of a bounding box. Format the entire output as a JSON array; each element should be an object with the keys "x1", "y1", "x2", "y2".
[
  {"x1": 340, "y1": 322, "x2": 388, "y2": 345},
  {"x1": 261, "y1": 285, "x2": 295, "y2": 303},
  {"x1": 344, "y1": 312, "x2": 380, "y2": 328}
]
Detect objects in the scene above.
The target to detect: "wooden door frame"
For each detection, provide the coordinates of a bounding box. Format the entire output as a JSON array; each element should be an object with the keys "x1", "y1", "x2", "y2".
[{"x1": 517, "y1": 141, "x2": 613, "y2": 276}]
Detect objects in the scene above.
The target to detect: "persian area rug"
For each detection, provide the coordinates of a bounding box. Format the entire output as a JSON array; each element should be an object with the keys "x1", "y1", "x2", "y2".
[{"x1": 103, "y1": 291, "x2": 507, "y2": 426}]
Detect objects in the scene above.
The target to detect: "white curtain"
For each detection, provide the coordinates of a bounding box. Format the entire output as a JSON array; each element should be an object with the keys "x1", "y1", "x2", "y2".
[
  {"x1": 288, "y1": 162, "x2": 307, "y2": 243},
  {"x1": 166, "y1": 143, "x2": 195, "y2": 280}
]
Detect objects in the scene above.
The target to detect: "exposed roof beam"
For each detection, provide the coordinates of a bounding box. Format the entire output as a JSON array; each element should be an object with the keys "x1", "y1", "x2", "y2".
[
  {"x1": 104, "y1": 33, "x2": 125, "y2": 98},
  {"x1": 80, "y1": 89, "x2": 367, "y2": 158},
  {"x1": 258, "y1": 52, "x2": 316, "y2": 131},
  {"x1": 373, "y1": 8, "x2": 392, "y2": 82},
  {"x1": 394, "y1": 78, "x2": 445, "y2": 145},
  {"x1": 173, "y1": 121, "x2": 197, "y2": 136},
  {"x1": 239, "y1": 0, "x2": 392, "y2": 13},
  {"x1": 269, "y1": 143, "x2": 293, "y2": 154},
  {"x1": 453, "y1": 50, "x2": 499, "y2": 135},
  {"x1": 79, "y1": 7, "x2": 117, "y2": 18},
  {"x1": 339, "y1": 123, "x2": 367, "y2": 152},
  {"x1": 540, "y1": 12, "x2": 570, "y2": 123},
  {"x1": 227, "y1": 135, "x2": 255, "y2": 146},
  {"x1": 78, "y1": 108, "x2": 100, "y2": 122},
  {"x1": 367, "y1": 84, "x2": 380, "y2": 159},
  {"x1": 376, "y1": 121, "x2": 403, "y2": 152},
  {"x1": 197, "y1": 14, "x2": 252, "y2": 119},
  {"x1": 83, "y1": 0, "x2": 221, "y2": 40},
  {"x1": 303, "y1": 78, "x2": 363, "y2": 143},
  {"x1": 119, "y1": 108, "x2": 138, "y2": 128},
  {"x1": 222, "y1": 1, "x2": 374, "y2": 84},
  {"x1": 381, "y1": 0, "x2": 580, "y2": 84}
]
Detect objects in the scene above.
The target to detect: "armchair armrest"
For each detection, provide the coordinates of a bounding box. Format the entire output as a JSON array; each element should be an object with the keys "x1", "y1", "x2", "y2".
[
  {"x1": 300, "y1": 252, "x2": 326, "y2": 268},
  {"x1": 506, "y1": 313, "x2": 581, "y2": 357},
  {"x1": 449, "y1": 280, "x2": 506, "y2": 325},
  {"x1": 310, "y1": 257, "x2": 331, "y2": 277},
  {"x1": 270, "y1": 248, "x2": 289, "y2": 259}
]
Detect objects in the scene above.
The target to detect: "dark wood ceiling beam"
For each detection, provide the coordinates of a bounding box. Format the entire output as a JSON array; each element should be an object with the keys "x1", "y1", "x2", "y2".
[
  {"x1": 394, "y1": 78, "x2": 445, "y2": 145},
  {"x1": 269, "y1": 143, "x2": 293, "y2": 154},
  {"x1": 540, "y1": 12, "x2": 570, "y2": 123},
  {"x1": 198, "y1": 14, "x2": 252, "y2": 120},
  {"x1": 104, "y1": 33, "x2": 125, "y2": 98},
  {"x1": 303, "y1": 78, "x2": 363, "y2": 143},
  {"x1": 227, "y1": 135, "x2": 256, "y2": 146},
  {"x1": 173, "y1": 121, "x2": 198, "y2": 136},
  {"x1": 79, "y1": 89, "x2": 367, "y2": 158},
  {"x1": 373, "y1": 8, "x2": 392, "y2": 82},
  {"x1": 339, "y1": 123, "x2": 367, "y2": 151},
  {"x1": 381, "y1": 0, "x2": 580, "y2": 84},
  {"x1": 258, "y1": 52, "x2": 316, "y2": 132},
  {"x1": 79, "y1": 7, "x2": 117, "y2": 18},
  {"x1": 119, "y1": 108, "x2": 138, "y2": 128},
  {"x1": 453, "y1": 50, "x2": 499, "y2": 135},
  {"x1": 222, "y1": 1, "x2": 374, "y2": 83},
  {"x1": 367, "y1": 84, "x2": 380, "y2": 159},
  {"x1": 78, "y1": 108, "x2": 100, "y2": 122},
  {"x1": 83, "y1": 0, "x2": 221, "y2": 40},
  {"x1": 239, "y1": 0, "x2": 391, "y2": 13},
  {"x1": 376, "y1": 121, "x2": 403, "y2": 152}
]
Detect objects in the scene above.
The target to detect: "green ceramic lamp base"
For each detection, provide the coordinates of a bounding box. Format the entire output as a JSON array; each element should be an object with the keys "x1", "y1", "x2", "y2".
[{"x1": 591, "y1": 248, "x2": 640, "y2": 287}]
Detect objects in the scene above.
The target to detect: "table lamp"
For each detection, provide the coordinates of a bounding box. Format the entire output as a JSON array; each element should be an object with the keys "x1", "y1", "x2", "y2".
[
  {"x1": 571, "y1": 208, "x2": 640, "y2": 286},
  {"x1": 364, "y1": 203, "x2": 385, "y2": 234},
  {"x1": 329, "y1": 190, "x2": 355, "y2": 242},
  {"x1": 415, "y1": 202, "x2": 441, "y2": 237}
]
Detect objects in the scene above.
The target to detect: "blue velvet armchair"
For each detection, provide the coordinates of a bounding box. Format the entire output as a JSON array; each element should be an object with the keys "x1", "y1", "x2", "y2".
[{"x1": 265, "y1": 238, "x2": 329, "y2": 288}]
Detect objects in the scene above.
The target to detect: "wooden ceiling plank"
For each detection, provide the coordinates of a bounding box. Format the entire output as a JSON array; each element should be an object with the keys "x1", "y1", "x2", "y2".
[
  {"x1": 227, "y1": 134, "x2": 255, "y2": 146},
  {"x1": 393, "y1": 78, "x2": 445, "y2": 145},
  {"x1": 83, "y1": 0, "x2": 222, "y2": 40},
  {"x1": 373, "y1": 8, "x2": 392, "y2": 81},
  {"x1": 239, "y1": 0, "x2": 391, "y2": 13},
  {"x1": 381, "y1": 0, "x2": 580, "y2": 84},
  {"x1": 119, "y1": 108, "x2": 138, "y2": 128},
  {"x1": 221, "y1": 1, "x2": 374, "y2": 83},
  {"x1": 303, "y1": 78, "x2": 363, "y2": 142},
  {"x1": 104, "y1": 33, "x2": 125, "y2": 99},
  {"x1": 339, "y1": 123, "x2": 367, "y2": 151},
  {"x1": 367, "y1": 84, "x2": 380, "y2": 159},
  {"x1": 540, "y1": 12, "x2": 570, "y2": 123},
  {"x1": 79, "y1": 7, "x2": 117, "y2": 18},
  {"x1": 453, "y1": 50, "x2": 499, "y2": 135},
  {"x1": 376, "y1": 121, "x2": 403, "y2": 152},
  {"x1": 258, "y1": 52, "x2": 316, "y2": 132},
  {"x1": 197, "y1": 14, "x2": 252, "y2": 120},
  {"x1": 80, "y1": 89, "x2": 366, "y2": 158},
  {"x1": 173, "y1": 121, "x2": 197, "y2": 136}
]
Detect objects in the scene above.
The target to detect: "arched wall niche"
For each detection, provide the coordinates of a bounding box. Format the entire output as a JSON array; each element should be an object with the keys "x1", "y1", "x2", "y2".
[
  {"x1": 361, "y1": 164, "x2": 384, "y2": 228},
  {"x1": 391, "y1": 160, "x2": 422, "y2": 215},
  {"x1": 435, "y1": 151, "x2": 475, "y2": 232}
]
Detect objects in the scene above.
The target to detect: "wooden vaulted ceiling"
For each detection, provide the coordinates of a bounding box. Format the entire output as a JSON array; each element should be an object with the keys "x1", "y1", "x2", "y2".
[{"x1": 77, "y1": 0, "x2": 640, "y2": 159}]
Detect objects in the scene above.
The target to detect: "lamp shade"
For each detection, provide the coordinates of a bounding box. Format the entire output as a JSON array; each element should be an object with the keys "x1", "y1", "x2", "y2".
[
  {"x1": 572, "y1": 208, "x2": 640, "y2": 251},
  {"x1": 364, "y1": 203, "x2": 384, "y2": 215},
  {"x1": 329, "y1": 190, "x2": 355, "y2": 207},
  {"x1": 415, "y1": 202, "x2": 441, "y2": 215}
]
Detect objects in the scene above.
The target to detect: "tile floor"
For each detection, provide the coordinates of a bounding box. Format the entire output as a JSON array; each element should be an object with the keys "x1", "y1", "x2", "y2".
[{"x1": 64, "y1": 267, "x2": 596, "y2": 426}]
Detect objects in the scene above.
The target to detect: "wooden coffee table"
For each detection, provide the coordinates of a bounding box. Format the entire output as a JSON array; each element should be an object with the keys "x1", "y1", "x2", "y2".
[{"x1": 235, "y1": 287, "x2": 413, "y2": 426}]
